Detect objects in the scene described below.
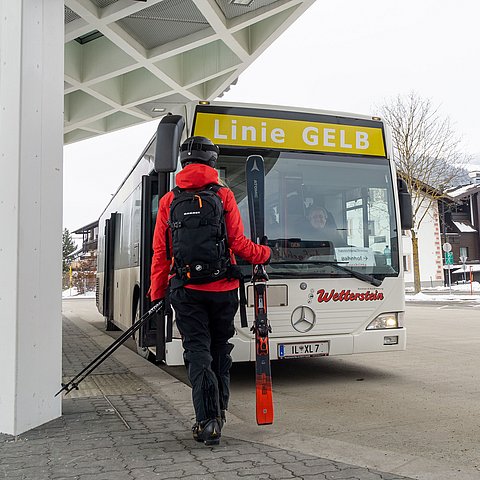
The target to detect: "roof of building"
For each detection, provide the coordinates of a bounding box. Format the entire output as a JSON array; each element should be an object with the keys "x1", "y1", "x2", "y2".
[
  {"x1": 452, "y1": 220, "x2": 477, "y2": 233},
  {"x1": 452, "y1": 265, "x2": 480, "y2": 274},
  {"x1": 446, "y1": 182, "x2": 480, "y2": 199},
  {"x1": 73, "y1": 220, "x2": 99, "y2": 234}
]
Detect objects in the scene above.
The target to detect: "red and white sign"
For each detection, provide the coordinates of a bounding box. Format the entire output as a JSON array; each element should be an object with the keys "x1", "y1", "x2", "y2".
[{"x1": 317, "y1": 288, "x2": 384, "y2": 303}]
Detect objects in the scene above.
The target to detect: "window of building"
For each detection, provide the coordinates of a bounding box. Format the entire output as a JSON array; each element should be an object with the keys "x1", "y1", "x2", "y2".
[{"x1": 403, "y1": 255, "x2": 411, "y2": 272}]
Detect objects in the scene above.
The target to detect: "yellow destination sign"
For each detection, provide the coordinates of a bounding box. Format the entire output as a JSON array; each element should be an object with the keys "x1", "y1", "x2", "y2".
[{"x1": 194, "y1": 112, "x2": 386, "y2": 156}]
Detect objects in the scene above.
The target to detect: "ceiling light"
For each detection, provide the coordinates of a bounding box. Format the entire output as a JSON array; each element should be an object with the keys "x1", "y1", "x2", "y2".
[
  {"x1": 152, "y1": 107, "x2": 166, "y2": 113},
  {"x1": 74, "y1": 30, "x2": 103, "y2": 45},
  {"x1": 230, "y1": 0, "x2": 254, "y2": 6}
]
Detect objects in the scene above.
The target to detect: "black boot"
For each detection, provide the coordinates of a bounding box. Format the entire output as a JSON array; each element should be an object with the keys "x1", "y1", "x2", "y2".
[{"x1": 192, "y1": 418, "x2": 222, "y2": 446}]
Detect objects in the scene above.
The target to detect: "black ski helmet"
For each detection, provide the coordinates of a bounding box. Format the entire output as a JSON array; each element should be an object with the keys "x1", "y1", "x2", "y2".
[{"x1": 180, "y1": 136, "x2": 219, "y2": 168}]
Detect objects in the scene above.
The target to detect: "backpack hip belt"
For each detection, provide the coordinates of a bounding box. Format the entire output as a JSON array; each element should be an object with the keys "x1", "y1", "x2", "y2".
[{"x1": 176, "y1": 258, "x2": 230, "y2": 280}]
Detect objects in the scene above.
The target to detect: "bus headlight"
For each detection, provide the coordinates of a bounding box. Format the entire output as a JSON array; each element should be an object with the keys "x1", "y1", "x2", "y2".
[{"x1": 366, "y1": 313, "x2": 398, "y2": 330}]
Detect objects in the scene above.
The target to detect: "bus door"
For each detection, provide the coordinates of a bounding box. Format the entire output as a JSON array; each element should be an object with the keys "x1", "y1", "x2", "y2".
[
  {"x1": 139, "y1": 172, "x2": 171, "y2": 361},
  {"x1": 103, "y1": 212, "x2": 118, "y2": 323}
]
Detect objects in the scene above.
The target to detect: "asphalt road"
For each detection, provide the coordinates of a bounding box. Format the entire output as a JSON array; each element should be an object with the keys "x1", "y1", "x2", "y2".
[
  {"x1": 230, "y1": 303, "x2": 480, "y2": 467},
  {"x1": 64, "y1": 298, "x2": 480, "y2": 475}
]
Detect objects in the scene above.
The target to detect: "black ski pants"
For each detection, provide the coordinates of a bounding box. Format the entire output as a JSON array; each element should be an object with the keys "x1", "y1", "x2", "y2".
[{"x1": 170, "y1": 287, "x2": 239, "y2": 422}]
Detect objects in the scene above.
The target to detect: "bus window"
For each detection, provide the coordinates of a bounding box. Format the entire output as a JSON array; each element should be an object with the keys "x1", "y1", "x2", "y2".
[
  {"x1": 151, "y1": 194, "x2": 159, "y2": 226},
  {"x1": 346, "y1": 189, "x2": 365, "y2": 247},
  {"x1": 217, "y1": 150, "x2": 399, "y2": 279}
]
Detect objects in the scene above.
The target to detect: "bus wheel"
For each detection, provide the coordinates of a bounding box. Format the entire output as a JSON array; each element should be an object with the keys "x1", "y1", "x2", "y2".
[
  {"x1": 104, "y1": 316, "x2": 118, "y2": 331},
  {"x1": 133, "y1": 302, "x2": 154, "y2": 361}
]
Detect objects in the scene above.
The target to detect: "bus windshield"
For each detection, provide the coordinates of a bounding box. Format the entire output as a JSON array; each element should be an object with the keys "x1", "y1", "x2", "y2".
[{"x1": 217, "y1": 151, "x2": 399, "y2": 280}]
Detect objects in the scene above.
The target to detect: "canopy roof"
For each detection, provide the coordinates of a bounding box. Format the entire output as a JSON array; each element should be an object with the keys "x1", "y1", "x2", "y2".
[{"x1": 64, "y1": 0, "x2": 313, "y2": 144}]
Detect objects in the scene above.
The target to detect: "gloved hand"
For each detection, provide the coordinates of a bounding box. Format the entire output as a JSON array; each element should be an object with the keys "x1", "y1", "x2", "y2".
[
  {"x1": 259, "y1": 236, "x2": 271, "y2": 265},
  {"x1": 151, "y1": 298, "x2": 164, "y2": 311},
  {"x1": 263, "y1": 247, "x2": 273, "y2": 265}
]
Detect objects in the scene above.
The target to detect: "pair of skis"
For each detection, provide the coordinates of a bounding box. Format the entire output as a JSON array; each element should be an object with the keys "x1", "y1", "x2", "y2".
[{"x1": 246, "y1": 155, "x2": 274, "y2": 426}]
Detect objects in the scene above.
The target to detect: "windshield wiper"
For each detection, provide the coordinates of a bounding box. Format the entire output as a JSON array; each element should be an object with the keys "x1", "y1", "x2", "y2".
[{"x1": 270, "y1": 261, "x2": 382, "y2": 287}]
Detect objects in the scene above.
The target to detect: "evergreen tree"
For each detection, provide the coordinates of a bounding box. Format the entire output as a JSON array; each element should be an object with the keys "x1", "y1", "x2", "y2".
[{"x1": 62, "y1": 228, "x2": 76, "y2": 274}]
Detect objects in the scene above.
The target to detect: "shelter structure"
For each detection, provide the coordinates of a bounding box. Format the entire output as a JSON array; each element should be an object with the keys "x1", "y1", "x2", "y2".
[{"x1": 64, "y1": 0, "x2": 314, "y2": 144}]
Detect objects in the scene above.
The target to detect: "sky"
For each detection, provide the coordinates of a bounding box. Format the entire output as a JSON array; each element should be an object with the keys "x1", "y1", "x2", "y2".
[{"x1": 63, "y1": 0, "x2": 480, "y2": 236}]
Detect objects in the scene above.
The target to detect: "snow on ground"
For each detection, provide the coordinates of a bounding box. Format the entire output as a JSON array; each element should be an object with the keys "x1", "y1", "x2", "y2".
[
  {"x1": 406, "y1": 292, "x2": 480, "y2": 302},
  {"x1": 62, "y1": 287, "x2": 95, "y2": 299},
  {"x1": 405, "y1": 282, "x2": 480, "y2": 302},
  {"x1": 427, "y1": 281, "x2": 480, "y2": 292}
]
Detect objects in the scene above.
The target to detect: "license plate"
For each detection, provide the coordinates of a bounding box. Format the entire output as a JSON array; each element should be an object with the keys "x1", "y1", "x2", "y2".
[{"x1": 278, "y1": 341, "x2": 329, "y2": 358}]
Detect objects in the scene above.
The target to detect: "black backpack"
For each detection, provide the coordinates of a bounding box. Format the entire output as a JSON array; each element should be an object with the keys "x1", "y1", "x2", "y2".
[{"x1": 167, "y1": 184, "x2": 230, "y2": 284}]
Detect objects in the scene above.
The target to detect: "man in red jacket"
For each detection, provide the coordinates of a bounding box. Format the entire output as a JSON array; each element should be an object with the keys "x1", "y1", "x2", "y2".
[{"x1": 150, "y1": 136, "x2": 271, "y2": 445}]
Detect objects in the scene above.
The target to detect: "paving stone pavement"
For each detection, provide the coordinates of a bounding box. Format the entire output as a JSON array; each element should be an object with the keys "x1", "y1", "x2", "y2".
[{"x1": 0, "y1": 317, "x2": 414, "y2": 480}]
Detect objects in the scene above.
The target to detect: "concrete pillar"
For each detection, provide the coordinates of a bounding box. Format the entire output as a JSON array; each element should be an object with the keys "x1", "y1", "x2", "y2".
[{"x1": 0, "y1": 1, "x2": 64, "y2": 435}]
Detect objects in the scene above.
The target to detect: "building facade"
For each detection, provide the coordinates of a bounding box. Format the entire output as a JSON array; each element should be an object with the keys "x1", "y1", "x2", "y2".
[
  {"x1": 442, "y1": 172, "x2": 480, "y2": 282},
  {"x1": 402, "y1": 193, "x2": 444, "y2": 288}
]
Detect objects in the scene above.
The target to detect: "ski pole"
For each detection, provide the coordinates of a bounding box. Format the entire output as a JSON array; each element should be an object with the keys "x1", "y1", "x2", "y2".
[{"x1": 56, "y1": 300, "x2": 164, "y2": 397}]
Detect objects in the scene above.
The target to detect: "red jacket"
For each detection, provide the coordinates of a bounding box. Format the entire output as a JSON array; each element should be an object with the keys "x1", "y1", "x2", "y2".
[{"x1": 149, "y1": 163, "x2": 271, "y2": 301}]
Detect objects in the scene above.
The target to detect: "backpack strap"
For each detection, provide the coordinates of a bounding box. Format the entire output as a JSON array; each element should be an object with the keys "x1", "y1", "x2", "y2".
[
  {"x1": 166, "y1": 187, "x2": 182, "y2": 261},
  {"x1": 208, "y1": 183, "x2": 223, "y2": 193},
  {"x1": 164, "y1": 291, "x2": 173, "y2": 342},
  {"x1": 226, "y1": 264, "x2": 248, "y2": 328},
  {"x1": 206, "y1": 183, "x2": 229, "y2": 244},
  {"x1": 173, "y1": 183, "x2": 221, "y2": 194},
  {"x1": 165, "y1": 228, "x2": 171, "y2": 261},
  {"x1": 239, "y1": 275, "x2": 248, "y2": 328}
]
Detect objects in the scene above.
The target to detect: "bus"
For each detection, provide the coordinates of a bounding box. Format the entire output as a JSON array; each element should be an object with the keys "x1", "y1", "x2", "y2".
[{"x1": 96, "y1": 101, "x2": 412, "y2": 365}]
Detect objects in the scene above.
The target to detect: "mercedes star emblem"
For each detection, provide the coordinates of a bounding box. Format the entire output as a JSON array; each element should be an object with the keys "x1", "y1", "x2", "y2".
[{"x1": 290, "y1": 305, "x2": 316, "y2": 333}]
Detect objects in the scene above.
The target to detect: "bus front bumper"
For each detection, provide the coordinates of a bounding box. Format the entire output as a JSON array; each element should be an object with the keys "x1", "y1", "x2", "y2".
[
  {"x1": 164, "y1": 328, "x2": 406, "y2": 365},
  {"x1": 258, "y1": 328, "x2": 406, "y2": 361}
]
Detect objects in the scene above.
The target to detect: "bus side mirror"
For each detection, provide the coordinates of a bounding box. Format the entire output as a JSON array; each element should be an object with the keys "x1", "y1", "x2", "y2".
[
  {"x1": 154, "y1": 115, "x2": 185, "y2": 173},
  {"x1": 397, "y1": 178, "x2": 413, "y2": 230}
]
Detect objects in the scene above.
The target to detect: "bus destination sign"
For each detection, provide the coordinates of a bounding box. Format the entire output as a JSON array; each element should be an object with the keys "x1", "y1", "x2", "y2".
[{"x1": 193, "y1": 112, "x2": 386, "y2": 157}]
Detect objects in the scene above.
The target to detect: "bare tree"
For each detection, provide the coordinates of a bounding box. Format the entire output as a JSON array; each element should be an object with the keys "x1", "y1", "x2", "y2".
[{"x1": 379, "y1": 92, "x2": 470, "y2": 293}]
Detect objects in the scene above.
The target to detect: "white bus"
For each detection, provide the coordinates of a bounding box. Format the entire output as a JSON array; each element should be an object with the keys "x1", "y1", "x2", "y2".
[{"x1": 96, "y1": 101, "x2": 412, "y2": 365}]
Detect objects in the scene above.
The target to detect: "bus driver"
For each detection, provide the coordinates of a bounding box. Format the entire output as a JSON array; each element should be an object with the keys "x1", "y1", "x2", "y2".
[{"x1": 305, "y1": 205, "x2": 345, "y2": 246}]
